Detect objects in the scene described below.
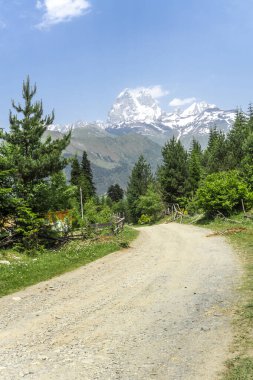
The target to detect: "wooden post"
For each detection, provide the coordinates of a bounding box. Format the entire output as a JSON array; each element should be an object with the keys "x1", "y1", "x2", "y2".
[
  {"x1": 80, "y1": 187, "x2": 84, "y2": 220},
  {"x1": 241, "y1": 199, "x2": 246, "y2": 215}
]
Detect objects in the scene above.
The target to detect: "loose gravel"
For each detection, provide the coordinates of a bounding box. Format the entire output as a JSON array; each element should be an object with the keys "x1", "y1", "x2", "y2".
[{"x1": 0, "y1": 223, "x2": 241, "y2": 379}]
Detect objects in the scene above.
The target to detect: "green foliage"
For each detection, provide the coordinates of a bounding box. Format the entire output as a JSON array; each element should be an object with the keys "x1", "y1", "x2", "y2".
[
  {"x1": 111, "y1": 199, "x2": 128, "y2": 217},
  {"x1": 137, "y1": 185, "x2": 164, "y2": 222},
  {"x1": 0, "y1": 226, "x2": 139, "y2": 297},
  {"x1": 84, "y1": 198, "x2": 112, "y2": 224},
  {"x1": 202, "y1": 128, "x2": 228, "y2": 173},
  {"x1": 14, "y1": 203, "x2": 44, "y2": 254},
  {"x1": 226, "y1": 110, "x2": 250, "y2": 169},
  {"x1": 70, "y1": 152, "x2": 96, "y2": 204},
  {"x1": 70, "y1": 155, "x2": 81, "y2": 186},
  {"x1": 126, "y1": 155, "x2": 153, "y2": 223},
  {"x1": 138, "y1": 214, "x2": 152, "y2": 225},
  {"x1": 158, "y1": 137, "x2": 189, "y2": 204},
  {"x1": 1, "y1": 77, "x2": 70, "y2": 211},
  {"x1": 196, "y1": 170, "x2": 252, "y2": 216},
  {"x1": 107, "y1": 183, "x2": 124, "y2": 203},
  {"x1": 0, "y1": 154, "x2": 16, "y2": 226},
  {"x1": 81, "y1": 150, "x2": 96, "y2": 197},
  {"x1": 188, "y1": 139, "x2": 202, "y2": 194}
]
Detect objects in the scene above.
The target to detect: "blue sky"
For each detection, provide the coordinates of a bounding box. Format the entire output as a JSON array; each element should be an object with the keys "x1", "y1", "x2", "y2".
[{"x1": 0, "y1": 0, "x2": 252, "y2": 128}]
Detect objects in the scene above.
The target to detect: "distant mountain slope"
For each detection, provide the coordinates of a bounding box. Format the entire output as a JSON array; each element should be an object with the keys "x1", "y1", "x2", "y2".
[
  {"x1": 47, "y1": 88, "x2": 238, "y2": 192},
  {"x1": 45, "y1": 127, "x2": 162, "y2": 194}
]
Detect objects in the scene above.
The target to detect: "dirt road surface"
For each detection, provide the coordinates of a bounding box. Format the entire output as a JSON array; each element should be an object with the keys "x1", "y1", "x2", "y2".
[{"x1": 0, "y1": 223, "x2": 241, "y2": 380}]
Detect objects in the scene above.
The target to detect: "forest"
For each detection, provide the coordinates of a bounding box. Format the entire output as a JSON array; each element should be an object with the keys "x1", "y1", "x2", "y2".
[{"x1": 0, "y1": 78, "x2": 253, "y2": 254}]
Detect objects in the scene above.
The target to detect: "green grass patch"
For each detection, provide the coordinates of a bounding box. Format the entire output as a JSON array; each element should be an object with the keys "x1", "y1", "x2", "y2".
[
  {"x1": 191, "y1": 213, "x2": 253, "y2": 379},
  {"x1": 0, "y1": 226, "x2": 139, "y2": 298}
]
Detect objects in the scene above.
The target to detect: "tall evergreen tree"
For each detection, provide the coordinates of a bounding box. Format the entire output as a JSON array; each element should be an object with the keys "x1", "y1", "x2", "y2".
[
  {"x1": 1, "y1": 77, "x2": 71, "y2": 213},
  {"x1": 203, "y1": 128, "x2": 227, "y2": 173},
  {"x1": 70, "y1": 156, "x2": 81, "y2": 186},
  {"x1": 126, "y1": 155, "x2": 153, "y2": 222},
  {"x1": 188, "y1": 139, "x2": 202, "y2": 194},
  {"x1": 225, "y1": 110, "x2": 249, "y2": 169},
  {"x1": 158, "y1": 137, "x2": 189, "y2": 204},
  {"x1": 0, "y1": 154, "x2": 15, "y2": 227},
  {"x1": 81, "y1": 150, "x2": 96, "y2": 197}
]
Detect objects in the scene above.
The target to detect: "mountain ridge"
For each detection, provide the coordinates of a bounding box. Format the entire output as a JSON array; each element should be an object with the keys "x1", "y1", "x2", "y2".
[{"x1": 49, "y1": 88, "x2": 237, "y2": 148}]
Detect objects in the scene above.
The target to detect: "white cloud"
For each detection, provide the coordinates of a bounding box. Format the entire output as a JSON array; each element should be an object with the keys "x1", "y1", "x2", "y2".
[
  {"x1": 148, "y1": 85, "x2": 169, "y2": 99},
  {"x1": 131, "y1": 85, "x2": 169, "y2": 99},
  {"x1": 169, "y1": 97, "x2": 196, "y2": 107},
  {"x1": 36, "y1": 0, "x2": 91, "y2": 29}
]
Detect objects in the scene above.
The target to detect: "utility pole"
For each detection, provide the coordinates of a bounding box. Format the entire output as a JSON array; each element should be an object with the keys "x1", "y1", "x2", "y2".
[{"x1": 80, "y1": 187, "x2": 84, "y2": 220}]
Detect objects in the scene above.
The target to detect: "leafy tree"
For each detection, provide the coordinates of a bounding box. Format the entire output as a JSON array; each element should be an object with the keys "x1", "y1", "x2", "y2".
[
  {"x1": 126, "y1": 155, "x2": 153, "y2": 223},
  {"x1": 107, "y1": 183, "x2": 124, "y2": 203},
  {"x1": 84, "y1": 198, "x2": 112, "y2": 224},
  {"x1": 137, "y1": 184, "x2": 164, "y2": 223},
  {"x1": 158, "y1": 137, "x2": 189, "y2": 205},
  {"x1": 1, "y1": 77, "x2": 70, "y2": 213},
  {"x1": 196, "y1": 170, "x2": 252, "y2": 216}
]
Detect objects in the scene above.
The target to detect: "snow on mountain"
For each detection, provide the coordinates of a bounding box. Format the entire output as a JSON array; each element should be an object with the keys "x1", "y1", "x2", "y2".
[
  {"x1": 106, "y1": 93, "x2": 236, "y2": 146},
  {"x1": 48, "y1": 89, "x2": 237, "y2": 147},
  {"x1": 108, "y1": 88, "x2": 162, "y2": 125}
]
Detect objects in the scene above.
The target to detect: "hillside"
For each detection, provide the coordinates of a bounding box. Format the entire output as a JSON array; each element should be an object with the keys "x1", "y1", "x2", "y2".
[{"x1": 45, "y1": 128, "x2": 162, "y2": 194}]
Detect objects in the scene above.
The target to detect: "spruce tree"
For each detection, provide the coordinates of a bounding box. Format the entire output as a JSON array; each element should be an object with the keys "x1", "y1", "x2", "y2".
[
  {"x1": 188, "y1": 139, "x2": 202, "y2": 194},
  {"x1": 203, "y1": 128, "x2": 227, "y2": 173},
  {"x1": 70, "y1": 156, "x2": 81, "y2": 186},
  {"x1": 126, "y1": 155, "x2": 153, "y2": 223},
  {"x1": 226, "y1": 110, "x2": 249, "y2": 169},
  {"x1": 1, "y1": 77, "x2": 71, "y2": 213},
  {"x1": 158, "y1": 137, "x2": 189, "y2": 205},
  {"x1": 81, "y1": 150, "x2": 96, "y2": 197},
  {"x1": 0, "y1": 154, "x2": 15, "y2": 227}
]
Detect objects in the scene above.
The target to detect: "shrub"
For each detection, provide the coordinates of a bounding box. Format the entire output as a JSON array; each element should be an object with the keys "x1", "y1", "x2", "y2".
[
  {"x1": 138, "y1": 214, "x2": 152, "y2": 225},
  {"x1": 196, "y1": 170, "x2": 253, "y2": 216}
]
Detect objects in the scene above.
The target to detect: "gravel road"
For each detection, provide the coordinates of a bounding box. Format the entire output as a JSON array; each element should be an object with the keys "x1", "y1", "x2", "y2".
[{"x1": 0, "y1": 223, "x2": 241, "y2": 380}]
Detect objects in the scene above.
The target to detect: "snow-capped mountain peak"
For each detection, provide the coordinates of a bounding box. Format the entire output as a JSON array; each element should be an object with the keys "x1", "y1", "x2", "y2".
[
  {"x1": 180, "y1": 101, "x2": 217, "y2": 118},
  {"x1": 108, "y1": 87, "x2": 162, "y2": 125}
]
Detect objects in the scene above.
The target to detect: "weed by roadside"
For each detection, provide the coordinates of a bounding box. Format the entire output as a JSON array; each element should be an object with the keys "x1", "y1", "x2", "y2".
[{"x1": 189, "y1": 214, "x2": 253, "y2": 379}]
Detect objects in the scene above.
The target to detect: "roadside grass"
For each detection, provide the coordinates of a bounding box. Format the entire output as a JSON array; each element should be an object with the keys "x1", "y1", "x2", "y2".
[
  {"x1": 190, "y1": 213, "x2": 253, "y2": 379},
  {"x1": 0, "y1": 226, "x2": 139, "y2": 298}
]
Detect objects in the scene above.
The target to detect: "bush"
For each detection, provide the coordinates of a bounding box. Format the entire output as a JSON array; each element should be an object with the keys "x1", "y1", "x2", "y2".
[
  {"x1": 196, "y1": 170, "x2": 253, "y2": 216},
  {"x1": 136, "y1": 185, "x2": 164, "y2": 222},
  {"x1": 138, "y1": 214, "x2": 152, "y2": 225}
]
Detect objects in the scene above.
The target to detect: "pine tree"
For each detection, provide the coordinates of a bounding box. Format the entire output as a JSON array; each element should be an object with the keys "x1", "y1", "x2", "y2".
[
  {"x1": 81, "y1": 150, "x2": 96, "y2": 197},
  {"x1": 126, "y1": 155, "x2": 153, "y2": 223},
  {"x1": 203, "y1": 128, "x2": 227, "y2": 173},
  {"x1": 70, "y1": 156, "x2": 81, "y2": 186},
  {"x1": 0, "y1": 154, "x2": 15, "y2": 227},
  {"x1": 188, "y1": 139, "x2": 202, "y2": 194},
  {"x1": 226, "y1": 110, "x2": 249, "y2": 169},
  {"x1": 1, "y1": 77, "x2": 71, "y2": 213},
  {"x1": 158, "y1": 137, "x2": 189, "y2": 204}
]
